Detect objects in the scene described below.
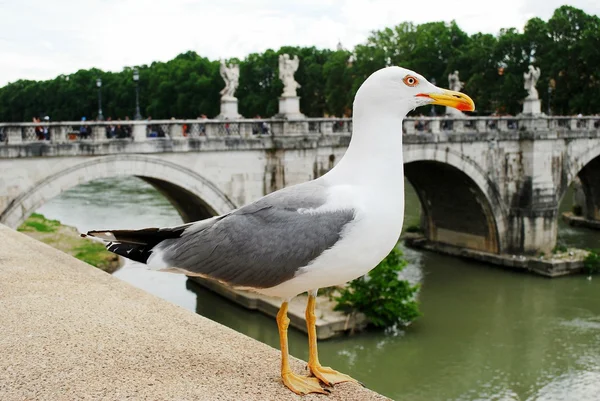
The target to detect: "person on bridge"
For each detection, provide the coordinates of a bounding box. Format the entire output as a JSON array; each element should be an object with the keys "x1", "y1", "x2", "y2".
[{"x1": 84, "y1": 66, "x2": 475, "y2": 396}]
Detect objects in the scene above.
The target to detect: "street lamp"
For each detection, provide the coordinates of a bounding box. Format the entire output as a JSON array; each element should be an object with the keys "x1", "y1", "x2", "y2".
[
  {"x1": 430, "y1": 77, "x2": 437, "y2": 116},
  {"x1": 133, "y1": 68, "x2": 142, "y2": 120},
  {"x1": 96, "y1": 78, "x2": 104, "y2": 121}
]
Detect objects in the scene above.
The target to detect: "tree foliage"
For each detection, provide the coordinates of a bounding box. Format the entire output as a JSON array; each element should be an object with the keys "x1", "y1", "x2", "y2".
[
  {"x1": 333, "y1": 247, "x2": 420, "y2": 328},
  {"x1": 1, "y1": 5, "x2": 599, "y2": 121},
  {"x1": 584, "y1": 249, "x2": 600, "y2": 274}
]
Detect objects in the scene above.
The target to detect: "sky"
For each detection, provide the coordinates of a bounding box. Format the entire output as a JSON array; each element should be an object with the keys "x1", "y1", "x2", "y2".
[{"x1": 0, "y1": 0, "x2": 599, "y2": 87}]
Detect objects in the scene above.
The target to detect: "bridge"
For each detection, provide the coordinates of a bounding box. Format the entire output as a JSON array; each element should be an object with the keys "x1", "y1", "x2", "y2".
[{"x1": 1, "y1": 116, "x2": 600, "y2": 259}]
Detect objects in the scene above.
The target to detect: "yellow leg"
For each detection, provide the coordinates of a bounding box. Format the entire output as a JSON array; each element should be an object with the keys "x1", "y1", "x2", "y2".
[
  {"x1": 306, "y1": 292, "x2": 358, "y2": 386},
  {"x1": 277, "y1": 301, "x2": 327, "y2": 395}
]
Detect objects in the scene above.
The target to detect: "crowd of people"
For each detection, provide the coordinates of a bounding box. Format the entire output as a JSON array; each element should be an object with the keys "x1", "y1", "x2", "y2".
[{"x1": 23, "y1": 114, "x2": 271, "y2": 140}]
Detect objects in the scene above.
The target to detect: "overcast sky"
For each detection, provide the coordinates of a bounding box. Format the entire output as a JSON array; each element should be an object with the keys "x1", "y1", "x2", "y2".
[{"x1": 0, "y1": 0, "x2": 598, "y2": 87}]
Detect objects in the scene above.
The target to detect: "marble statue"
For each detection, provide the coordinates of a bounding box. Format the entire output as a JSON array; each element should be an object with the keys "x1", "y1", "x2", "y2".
[
  {"x1": 523, "y1": 65, "x2": 541, "y2": 100},
  {"x1": 219, "y1": 60, "x2": 239, "y2": 100},
  {"x1": 278, "y1": 54, "x2": 301, "y2": 97},
  {"x1": 448, "y1": 70, "x2": 463, "y2": 92}
]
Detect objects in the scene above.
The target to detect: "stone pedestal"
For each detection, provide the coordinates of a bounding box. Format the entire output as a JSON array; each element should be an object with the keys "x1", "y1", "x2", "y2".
[
  {"x1": 522, "y1": 98, "x2": 542, "y2": 116},
  {"x1": 132, "y1": 124, "x2": 147, "y2": 141},
  {"x1": 217, "y1": 98, "x2": 242, "y2": 120},
  {"x1": 277, "y1": 96, "x2": 304, "y2": 119}
]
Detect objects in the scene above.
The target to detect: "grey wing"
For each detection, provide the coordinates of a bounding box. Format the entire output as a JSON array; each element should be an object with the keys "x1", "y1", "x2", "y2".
[{"x1": 153, "y1": 183, "x2": 355, "y2": 289}]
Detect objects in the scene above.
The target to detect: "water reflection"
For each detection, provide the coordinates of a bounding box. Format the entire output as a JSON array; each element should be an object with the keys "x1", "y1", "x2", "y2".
[{"x1": 35, "y1": 176, "x2": 600, "y2": 401}]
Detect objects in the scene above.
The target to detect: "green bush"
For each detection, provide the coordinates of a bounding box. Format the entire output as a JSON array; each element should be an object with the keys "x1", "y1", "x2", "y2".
[
  {"x1": 334, "y1": 247, "x2": 420, "y2": 328},
  {"x1": 553, "y1": 244, "x2": 568, "y2": 254},
  {"x1": 584, "y1": 250, "x2": 600, "y2": 274}
]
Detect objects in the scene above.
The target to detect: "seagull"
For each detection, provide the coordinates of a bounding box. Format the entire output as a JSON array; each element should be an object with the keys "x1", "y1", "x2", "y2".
[{"x1": 84, "y1": 66, "x2": 474, "y2": 395}]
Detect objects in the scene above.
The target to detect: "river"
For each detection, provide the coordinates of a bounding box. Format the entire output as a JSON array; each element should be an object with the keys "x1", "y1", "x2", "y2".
[{"x1": 36, "y1": 176, "x2": 600, "y2": 401}]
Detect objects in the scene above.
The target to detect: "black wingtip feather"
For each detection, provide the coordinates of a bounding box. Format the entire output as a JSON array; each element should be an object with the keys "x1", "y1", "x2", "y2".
[
  {"x1": 107, "y1": 241, "x2": 155, "y2": 264},
  {"x1": 87, "y1": 225, "x2": 189, "y2": 265}
]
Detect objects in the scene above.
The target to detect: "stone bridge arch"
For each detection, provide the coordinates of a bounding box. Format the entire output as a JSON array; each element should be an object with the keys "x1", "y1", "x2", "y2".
[
  {"x1": 563, "y1": 143, "x2": 600, "y2": 221},
  {"x1": 0, "y1": 154, "x2": 237, "y2": 229},
  {"x1": 403, "y1": 147, "x2": 508, "y2": 254}
]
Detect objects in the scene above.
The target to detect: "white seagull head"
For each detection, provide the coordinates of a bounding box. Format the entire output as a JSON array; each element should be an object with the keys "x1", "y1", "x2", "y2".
[{"x1": 354, "y1": 66, "x2": 475, "y2": 117}]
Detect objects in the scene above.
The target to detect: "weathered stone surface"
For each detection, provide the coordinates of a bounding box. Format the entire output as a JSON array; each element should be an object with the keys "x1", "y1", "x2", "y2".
[
  {"x1": 523, "y1": 98, "x2": 542, "y2": 115},
  {"x1": 277, "y1": 96, "x2": 305, "y2": 119},
  {"x1": 217, "y1": 98, "x2": 242, "y2": 120},
  {"x1": 0, "y1": 224, "x2": 387, "y2": 401}
]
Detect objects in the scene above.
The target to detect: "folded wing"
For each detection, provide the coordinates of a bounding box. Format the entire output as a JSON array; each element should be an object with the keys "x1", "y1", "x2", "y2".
[{"x1": 87, "y1": 182, "x2": 356, "y2": 289}]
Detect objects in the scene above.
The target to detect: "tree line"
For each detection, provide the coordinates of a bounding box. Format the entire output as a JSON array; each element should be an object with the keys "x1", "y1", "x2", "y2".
[{"x1": 0, "y1": 5, "x2": 598, "y2": 122}]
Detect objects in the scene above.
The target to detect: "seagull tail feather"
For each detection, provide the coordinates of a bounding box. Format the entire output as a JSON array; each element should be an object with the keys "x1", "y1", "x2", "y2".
[{"x1": 83, "y1": 225, "x2": 190, "y2": 265}]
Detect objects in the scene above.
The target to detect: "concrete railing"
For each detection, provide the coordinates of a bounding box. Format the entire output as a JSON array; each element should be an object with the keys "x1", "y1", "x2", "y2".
[{"x1": 0, "y1": 116, "x2": 599, "y2": 144}]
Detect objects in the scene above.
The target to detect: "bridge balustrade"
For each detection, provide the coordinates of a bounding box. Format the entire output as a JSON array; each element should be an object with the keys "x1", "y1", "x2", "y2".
[{"x1": 1, "y1": 116, "x2": 599, "y2": 145}]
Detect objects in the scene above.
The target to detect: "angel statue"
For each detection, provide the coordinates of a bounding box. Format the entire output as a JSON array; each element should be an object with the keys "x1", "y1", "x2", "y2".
[
  {"x1": 523, "y1": 65, "x2": 541, "y2": 100},
  {"x1": 448, "y1": 70, "x2": 463, "y2": 92},
  {"x1": 219, "y1": 60, "x2": 239, "y2": 100},
  {"x1": 278, "y1": 54, "x2": 301, "y2": 97}
]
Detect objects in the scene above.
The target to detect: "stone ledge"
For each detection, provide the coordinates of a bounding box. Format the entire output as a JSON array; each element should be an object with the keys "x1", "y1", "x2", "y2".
[
  {"x1": 562, "y1": 211, "x2": 600, "y2": 230},
  {"x1": 405, "y1": 236, "x2": 585, "y2": 277},
  {"x1": 0, "y1": 224, "x2": 388, "y2": 401}
]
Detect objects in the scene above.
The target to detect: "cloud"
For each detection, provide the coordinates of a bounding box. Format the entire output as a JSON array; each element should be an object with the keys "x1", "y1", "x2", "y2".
[{"x1": 0, "y1": 0, "x2": 598, "y2": 86}]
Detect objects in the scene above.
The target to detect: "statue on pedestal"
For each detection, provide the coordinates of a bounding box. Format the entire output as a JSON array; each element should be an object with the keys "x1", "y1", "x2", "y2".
[
  {"x1": 278, "y1": 54, "x2": 300, "y2": 97},
  {"x1": 217, "y1": 59, "x2": 242, "y2": 119},
  {"x1": 523, "y1": 65, "x2": 541, "y2": 100},
  {"x1": 448, "y1": 70, "x2": 463, "y2": 92},
  {"x1": 219, "y1": 60, "x2": 239, "y2": 101},
  {"x1": 521, "y1": 65, "x2": 542, "y2": 116}
]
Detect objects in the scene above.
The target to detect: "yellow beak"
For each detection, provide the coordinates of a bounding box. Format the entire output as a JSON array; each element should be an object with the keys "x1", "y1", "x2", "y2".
[{"x1": 416, "y1": 89, "x2": 475, "y2": 112}]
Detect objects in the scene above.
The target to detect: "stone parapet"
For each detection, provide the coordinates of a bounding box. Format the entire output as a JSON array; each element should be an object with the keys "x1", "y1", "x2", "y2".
[{"x1": 0, "y1": 224, "x2": 387, "y2": 401}]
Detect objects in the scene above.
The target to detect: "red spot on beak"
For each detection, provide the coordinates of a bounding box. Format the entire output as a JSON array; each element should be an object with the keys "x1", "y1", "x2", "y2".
[{"x1": 456, "y1": 102, "x2": 472, "y2": 111}]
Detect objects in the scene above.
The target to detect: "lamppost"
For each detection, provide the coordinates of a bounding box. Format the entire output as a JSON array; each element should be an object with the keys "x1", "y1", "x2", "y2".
[
  {"x1": 430, "y1": 77, "x2": 437, "y2": 116},
  {"x1": 96, "y1": 78, "x2": 104, "y2": 121},
  {"x1": 133, "y1": 68, "x2": 142, "y2": 120}
]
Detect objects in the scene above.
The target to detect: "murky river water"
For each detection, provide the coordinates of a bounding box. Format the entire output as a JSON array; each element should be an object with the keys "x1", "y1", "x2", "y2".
[{"x1": 37, "y1": 176, "x2": 600, "y2": 401}]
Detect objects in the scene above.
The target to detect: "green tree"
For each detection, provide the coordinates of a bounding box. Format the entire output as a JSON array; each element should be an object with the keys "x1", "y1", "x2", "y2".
[
  {"x1": 237, "y1": 49, "x2": 281, "y2": 117},
  {"x1": 323, "y1": 50, "x2": 353, "y2": 116},
  {"x1": 1, "y1": 6, "x2": 600, "y2": 120},
  {"x1": 334, "y1": 247, "x2": 420, "y2": 328}
]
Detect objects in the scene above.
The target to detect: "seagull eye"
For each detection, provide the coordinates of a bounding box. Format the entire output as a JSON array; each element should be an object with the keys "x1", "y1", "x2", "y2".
[{"x1": 403, "y1": 75, "x2": 419, "y2": 87}]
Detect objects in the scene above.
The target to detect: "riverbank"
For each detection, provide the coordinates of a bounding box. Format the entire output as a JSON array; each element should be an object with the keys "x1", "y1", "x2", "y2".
[{"x1": 17, "y1": 213, "x2": 120, "y2": 273}]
